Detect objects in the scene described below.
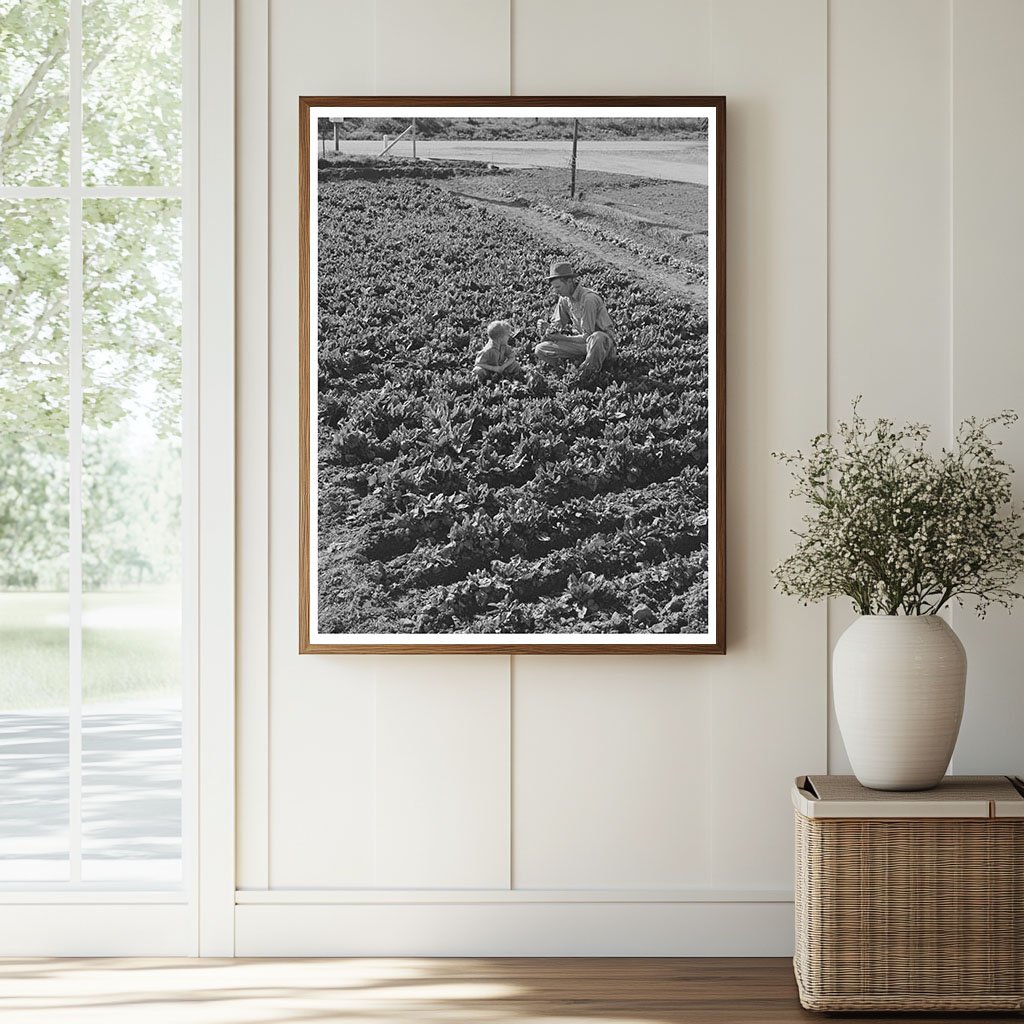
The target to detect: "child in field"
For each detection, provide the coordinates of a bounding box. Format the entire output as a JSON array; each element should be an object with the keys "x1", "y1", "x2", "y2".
[{"x1": 473, "y1": 320, "x2": 524, "y2": 381}]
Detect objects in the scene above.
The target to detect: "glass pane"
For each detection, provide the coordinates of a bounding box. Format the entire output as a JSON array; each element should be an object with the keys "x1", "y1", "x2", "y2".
[
  {"x1": 0, "y1": 199, "x2": 70, "y2": 880},
  {"x1": 0, "y1": 0, "x2": 69, "y2": 186},
  {"x1": 82, "y1": 0, "x2": 181, "y2": 186},
  {"x1": 82, "y1": 198, "x2": 181, "y2": 883}
]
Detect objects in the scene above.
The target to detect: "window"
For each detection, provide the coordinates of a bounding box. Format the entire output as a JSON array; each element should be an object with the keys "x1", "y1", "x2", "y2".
[{"x1": 0, "y1": 0, "x2": 192, "y2": 890}]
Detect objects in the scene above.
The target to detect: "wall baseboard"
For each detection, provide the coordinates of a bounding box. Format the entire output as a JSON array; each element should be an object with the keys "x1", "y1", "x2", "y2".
[
  {"x1": 235, "y1": 887, "x2": 792, "y2": 904},
  {"x1": 235, "y1": 900, "x2": 795, "y2": 956},
  {"x1": 0, "y1": 905, "x2": 196, "y2": 956}
]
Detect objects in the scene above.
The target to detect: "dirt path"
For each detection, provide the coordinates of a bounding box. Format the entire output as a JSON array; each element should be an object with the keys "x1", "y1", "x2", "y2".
[{"x1": 440, "y1": 185, "x2": 708, "y2": 306}]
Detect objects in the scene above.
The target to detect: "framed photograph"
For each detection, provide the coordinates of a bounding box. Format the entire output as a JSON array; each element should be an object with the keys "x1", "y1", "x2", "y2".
[{"x1": 300, "y1": 96, "x2": 725, "y2": 654}]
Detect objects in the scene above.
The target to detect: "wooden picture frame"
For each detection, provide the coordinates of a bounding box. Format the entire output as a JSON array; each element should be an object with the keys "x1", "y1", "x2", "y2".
[{"x1": 300, "y1": 96, "x2": 725, "y2": 653}]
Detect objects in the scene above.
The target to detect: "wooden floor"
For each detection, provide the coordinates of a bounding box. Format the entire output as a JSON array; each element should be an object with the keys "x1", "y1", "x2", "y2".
[{"x1": 0, "y1": 957, "x2": 1019, "y2": 1023}]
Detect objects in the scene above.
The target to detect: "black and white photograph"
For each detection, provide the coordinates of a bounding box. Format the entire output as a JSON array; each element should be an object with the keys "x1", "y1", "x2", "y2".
[{"x1": 300, "y1": 99, "x2": 725, "y2": 653}]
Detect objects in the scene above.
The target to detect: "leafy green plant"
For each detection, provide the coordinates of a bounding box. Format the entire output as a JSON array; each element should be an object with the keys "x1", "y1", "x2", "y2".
[{"x1": 773, "y1": 401, "x2": 1024, "y2": 616}]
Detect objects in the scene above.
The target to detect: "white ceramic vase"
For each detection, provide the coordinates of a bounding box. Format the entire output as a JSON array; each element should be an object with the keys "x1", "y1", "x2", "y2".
[{"x1": 833, "y1": 615, "x2": 967, "y2": 791}]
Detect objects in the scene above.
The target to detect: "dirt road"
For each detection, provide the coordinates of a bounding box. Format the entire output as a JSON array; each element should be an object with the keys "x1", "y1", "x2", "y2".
[{"x1": 441, "y1": 184, "x2": 708, "y2": 306}]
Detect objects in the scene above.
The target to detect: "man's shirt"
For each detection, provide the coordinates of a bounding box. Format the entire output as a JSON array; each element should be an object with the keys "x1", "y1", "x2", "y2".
[{"x1": 551, "y1": 282, "x2": 619, "y2": 341}]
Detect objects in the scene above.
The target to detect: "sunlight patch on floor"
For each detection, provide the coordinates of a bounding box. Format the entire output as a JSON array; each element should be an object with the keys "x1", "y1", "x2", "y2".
[{"x1": 0, "y1": 958, "x2": 687, "y2": 1023}]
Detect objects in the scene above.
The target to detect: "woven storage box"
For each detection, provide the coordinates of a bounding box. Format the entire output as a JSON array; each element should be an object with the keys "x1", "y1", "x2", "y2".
[{"x1": 793, "y1": 774, "x2": 1024, "y2": 1012}]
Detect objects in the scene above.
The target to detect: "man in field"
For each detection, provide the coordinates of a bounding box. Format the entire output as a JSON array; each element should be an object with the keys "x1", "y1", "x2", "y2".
[{"x1": 534, "y1": 261, "x2": 618, "y2": 381}]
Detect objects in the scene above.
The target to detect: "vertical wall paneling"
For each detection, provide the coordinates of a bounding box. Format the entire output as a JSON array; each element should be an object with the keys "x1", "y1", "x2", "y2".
[
  {"x1": 236, "y1": 0, "x2": 270, "y2": 892},
  {"x1": 233, "y1": 0, "x2": 1024, "y2": 954},
  {"x1": 509, "y1": 0, "x2": 718, "y2": 896},
  {"x1": 708, "y1": 0, "x2": 828, "y2": 889},
  {"x1": 512, "y1": 0, "x2": 712, "y2": 96},
  {"x1": 266, "y1": 0, "x2": 376, "y2": 888},
  {"x1": 374, "y1": 0, "x2": 510, "y2": 94},
  {"x1": 949, "y1": 0, "x2": 1024, "y2": 777},
  {"x1": 828, "y1": 0, "x2": 951, "y2": 422},
  {"x1": 270, "y1": 664, "x2": 379, "y2": 886},
  {"x1": 513, "y1": 658, "x2": 713, "y2": 889},
  {"x1": 827, "y1": 0, "x2": 952, "y2": 773},
  {"x1": 267, "y1": 0, "x2": 514, "y2": 891},
  {"x1": 374, "y1": 659, "x2": 511, "y2": 888},
  {"x1": 369, "y1": 0, "x2": 514, "y2": 892}
]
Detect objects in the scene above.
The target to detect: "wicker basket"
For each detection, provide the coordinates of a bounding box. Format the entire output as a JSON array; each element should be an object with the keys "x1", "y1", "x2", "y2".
[{"x1": 793, "y1": 775, "x2": 1024, "y2": 1012}]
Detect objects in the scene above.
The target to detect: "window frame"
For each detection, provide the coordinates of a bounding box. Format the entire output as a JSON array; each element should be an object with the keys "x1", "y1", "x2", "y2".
[{"x1": 0, "y1": 0, "x2": 235, "y2": 956}]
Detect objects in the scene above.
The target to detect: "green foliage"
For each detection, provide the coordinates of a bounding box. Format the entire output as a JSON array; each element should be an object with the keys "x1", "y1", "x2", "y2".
[
  {"x1": 0, "y1": 198, "x2": 70, "y2": 586},
  {"x1": 0, "y1": 0, "x2": 69, "y2": 185},
  {"x1": 82, "y1": 0, "x2": 181, "y2": 185},
  {"x1": 82, "y1": 427, "x2": 181, "y2": 589},
  {"x1": 0, "y1": 198, "x2": 68, "y2": 446},
  {"x1": 1, "y1": 423, "x2": 180, "y2": 590},
  {"x1": 83, "y1": 198, "x2": 182, "y2": 437},
  {"x1": 2, "y1": 0, "x2": 181, "y2": 186},
  {"x1": 773, "y1": 401, "x2": 1024, "y2": 617},
  {"x1": 0, "y1": 440, "x2": 67, "y2": 587},
  {"x1": 1, "y1": 1, "x2": 183, "y2": 590},
  {"x1": 1, "y1": 197, "x2": 182, "y2": 588}
]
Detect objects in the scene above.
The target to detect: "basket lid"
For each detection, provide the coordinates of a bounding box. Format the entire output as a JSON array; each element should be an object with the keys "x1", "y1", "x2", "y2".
[{"x1": 793, "y1": 775, "x2": 1024, "y2": 819}]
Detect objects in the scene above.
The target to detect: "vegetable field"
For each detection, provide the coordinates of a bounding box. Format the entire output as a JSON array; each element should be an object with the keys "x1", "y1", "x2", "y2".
[{"x1": 316, "y1": 168, "x2": 710, "y2": 634}]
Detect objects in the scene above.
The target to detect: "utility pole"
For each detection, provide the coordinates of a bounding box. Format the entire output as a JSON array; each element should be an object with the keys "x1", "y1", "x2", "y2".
[
  {"x1": 569, "y1": 118, "x2": 579, "y2": 198},
  {"x1": 412, "y1": 117, "x2": 417, "y2": 159}
]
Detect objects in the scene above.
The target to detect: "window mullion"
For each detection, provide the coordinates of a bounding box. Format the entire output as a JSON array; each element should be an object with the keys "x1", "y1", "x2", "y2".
[{"x1": 68, "y1": 0, "x2": 83, "y2": 886}]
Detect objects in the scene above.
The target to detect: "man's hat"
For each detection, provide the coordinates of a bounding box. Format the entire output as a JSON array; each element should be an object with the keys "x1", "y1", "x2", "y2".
[{"x1": 547, "y1": 261, "x2": 576, "y2": 280}]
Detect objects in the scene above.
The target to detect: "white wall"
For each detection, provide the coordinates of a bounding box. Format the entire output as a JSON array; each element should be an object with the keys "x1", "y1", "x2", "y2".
[{"x1": 233, "y1": 0, "x2": 1024, "y2": 955}]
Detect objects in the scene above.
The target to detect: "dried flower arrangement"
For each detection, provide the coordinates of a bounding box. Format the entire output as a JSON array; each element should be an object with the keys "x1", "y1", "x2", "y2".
[{"x1": 773, "y1": 402, "x2": 1024, "y2": 616}]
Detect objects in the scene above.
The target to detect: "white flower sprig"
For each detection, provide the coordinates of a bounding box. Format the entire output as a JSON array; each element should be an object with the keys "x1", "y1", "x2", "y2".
[{"x1": 772, "y1": 400, "x2": 1024, "y2": 616}]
